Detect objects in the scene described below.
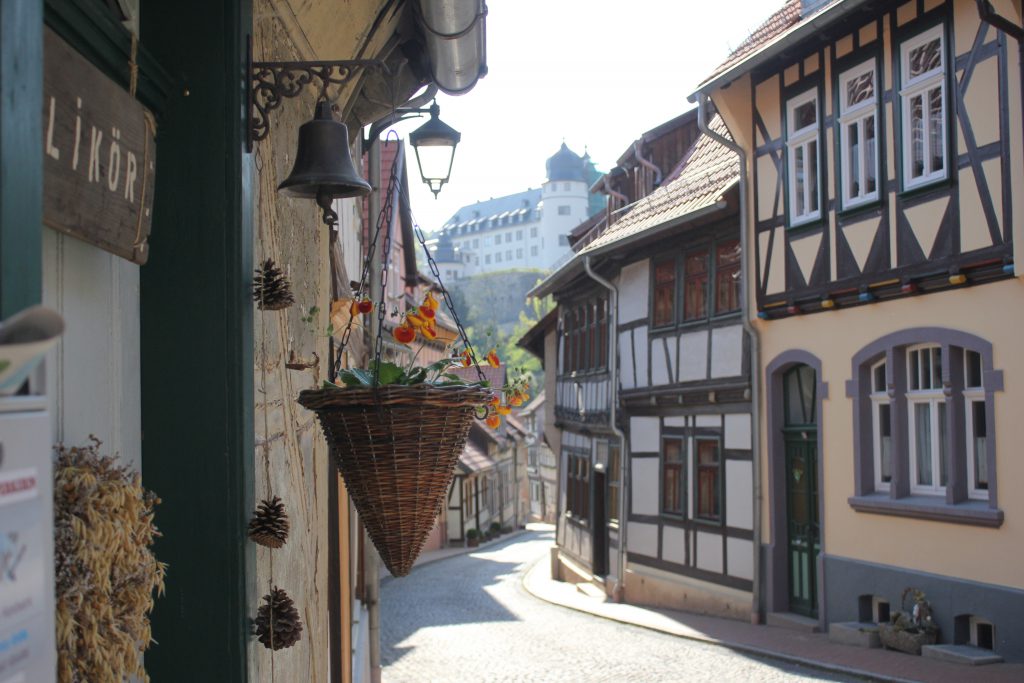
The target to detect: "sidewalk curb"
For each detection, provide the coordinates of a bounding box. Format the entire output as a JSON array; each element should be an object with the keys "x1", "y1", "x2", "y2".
[
  {"x1": 520, "y1": 555, "x2": 914, "y2": 683},
  {"x1": 382, "y1": 529, "x2": 530, "y2": 582}
]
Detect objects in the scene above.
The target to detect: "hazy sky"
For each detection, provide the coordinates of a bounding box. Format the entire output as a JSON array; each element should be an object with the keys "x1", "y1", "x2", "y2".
[{"x1": 387, "y1": 0, "x2": 783, "y2": 232}]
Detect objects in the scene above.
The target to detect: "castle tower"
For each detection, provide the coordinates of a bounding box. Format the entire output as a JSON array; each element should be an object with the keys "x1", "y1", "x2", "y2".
[{"x1": 539, "y1": 143, "x2": 590, "y2": 268}]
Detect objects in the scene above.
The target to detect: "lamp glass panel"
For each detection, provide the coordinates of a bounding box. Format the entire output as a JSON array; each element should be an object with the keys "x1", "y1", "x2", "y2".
[{"x1": 415, "y1": 144, "x2": 455, "y2": 183}]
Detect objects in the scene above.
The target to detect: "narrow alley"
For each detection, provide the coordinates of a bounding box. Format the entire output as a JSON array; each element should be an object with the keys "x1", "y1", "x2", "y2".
[{"x1": 380, "y1": 528, "x2": 855, "y2": 683}]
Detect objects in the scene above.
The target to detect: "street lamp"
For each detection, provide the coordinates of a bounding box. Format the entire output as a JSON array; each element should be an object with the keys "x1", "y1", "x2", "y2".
[{"x1": 408, "y1": 102, "x2": 461, "y2": 198}]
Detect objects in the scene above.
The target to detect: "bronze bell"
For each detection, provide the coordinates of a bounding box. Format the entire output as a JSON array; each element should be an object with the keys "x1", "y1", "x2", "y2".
[{"x1": 278, "y1": 100, "x2": 371, "y2": 200}]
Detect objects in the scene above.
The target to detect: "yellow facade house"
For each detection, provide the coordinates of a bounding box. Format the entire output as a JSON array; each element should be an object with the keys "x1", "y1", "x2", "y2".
[{"x1": 693, "y1": 0, "x2": 1024, "y2": 661}]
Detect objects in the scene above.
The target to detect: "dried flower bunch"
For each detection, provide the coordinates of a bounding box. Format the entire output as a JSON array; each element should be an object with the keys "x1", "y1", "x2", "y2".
[
  {"x1": 248, "y1": 496, "x2": 290, "y2": 548},
  {"x1": 252, "y1": 258, "x2": 295, "y2": 311},
  {"x1": 253, "y1": 586, "x2": 303, "y2": 650},
  {"x1": 54, "y1": 436, "x2": 166, "y2": 683}
]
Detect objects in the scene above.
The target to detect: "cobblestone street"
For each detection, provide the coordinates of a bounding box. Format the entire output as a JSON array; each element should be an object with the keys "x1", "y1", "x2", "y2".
[{"x1": 381, "y1": 529, "x2": 855, "y2": 682}]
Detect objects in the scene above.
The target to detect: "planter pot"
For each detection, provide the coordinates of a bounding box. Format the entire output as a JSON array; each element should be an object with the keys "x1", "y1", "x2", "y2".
[
  {"x1": 298, "y1": 383, "x2": 490, "y2": 576},
  {"x1": 879, "y1": 623, "x2": 939, "y2": 655},
  {"x1": 466, "y1": 537, "x2": 479, "y2": 548}
]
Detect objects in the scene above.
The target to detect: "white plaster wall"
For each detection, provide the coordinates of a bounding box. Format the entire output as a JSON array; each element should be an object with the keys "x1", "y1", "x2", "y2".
[
  {"x1": 618, "y1": 259, "x2": 650, "y2": 323},
  {"x1": 631, "y1": 458, "x2": 660, "y2": 516},
  {"x1": 630, "y1": 416, "x2": 660, "y2": 452},
  {"x1": 619, "y1": 331, "x2": 635, "y2": 389},
  {"x1": 696, "y1": 531, "x2": 723, "y2": 573},
  {"x1": 724, "y1": 413, "x2": 752, "y2": 450},
  {"x1": 43, "y1": 229, "x2": 141, "y2": 472},
  {"x1": 678, "y1": 329, "x2": 708, "y2": 382},
  {"x1": 628, "y1": 522, "x2": 659, "y2": 557},
  {"x1": 662, "y1": 525, "x2": 686, "y2": 565},
  {"x1": 664, "y1": 416, "x2": 687, "y2": 428},
  {"x1": 725, "y1": 460, "x2": 754, "y2": 530},
  {"x1": 695, "y1": 415, "x2": 720, "y2": 428},
  {"x1": 633, "y1": 325, "x2": 648, "y2": 387},
  {"x1": 727, "y1": 537, "x2": 754, "y2": 581},
  {"x1": 651, "y1": 335, "x2": 671, "y2": 386},
  {"x1": 710, "y1": 325, "x2": 743, "y2": 378}
]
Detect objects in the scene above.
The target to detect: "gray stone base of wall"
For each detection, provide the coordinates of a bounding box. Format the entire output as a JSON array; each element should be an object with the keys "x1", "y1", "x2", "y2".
[{"x1": 824, "y1": 555, "x2": 1024, "y2": 662}]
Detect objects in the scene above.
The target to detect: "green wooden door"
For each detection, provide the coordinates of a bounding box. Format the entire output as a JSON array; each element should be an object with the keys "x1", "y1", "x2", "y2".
[
  {"x1": 783, "y1": 365, "x2": 819, "y2": 618},
  {"x1": 785, "y1": 433, "x2": 819, "y2": 617}
]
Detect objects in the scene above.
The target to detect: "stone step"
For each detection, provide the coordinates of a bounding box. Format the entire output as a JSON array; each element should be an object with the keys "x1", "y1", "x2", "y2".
[
  {"x1": 575, "y1": 581, "x2": 607, "y2": 601},
  {"x1": 921, "y1": 644, "x2": 1004, "y2": 666},
  {"x1": 766, "y1": 612, "x2": 821, "y2": 633},
  {"x1": 828, "y1": 621, "x2": 880, "y2": 648}
]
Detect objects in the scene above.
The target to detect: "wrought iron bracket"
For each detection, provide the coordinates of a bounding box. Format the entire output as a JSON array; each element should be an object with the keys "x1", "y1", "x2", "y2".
[{"x1": 246, "y1": 35, "x2": 387, "y2": 152}]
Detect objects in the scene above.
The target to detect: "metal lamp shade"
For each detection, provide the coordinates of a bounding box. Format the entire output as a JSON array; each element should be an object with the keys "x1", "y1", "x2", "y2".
[
  {"x1": 409, "y1": 106, "x2": 461, "y2": 197},
  {"x1": 278, "y1": 101, "x2": 371, "y2": 199}
]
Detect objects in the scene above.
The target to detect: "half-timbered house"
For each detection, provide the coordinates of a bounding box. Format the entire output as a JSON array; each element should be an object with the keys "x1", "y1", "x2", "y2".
[
  {"x1": 694, "y1": 0, "x2": 1024, "y2": 661},
  {"x1": 528, "y1": 111, "x2": 755, "y2": 619}
]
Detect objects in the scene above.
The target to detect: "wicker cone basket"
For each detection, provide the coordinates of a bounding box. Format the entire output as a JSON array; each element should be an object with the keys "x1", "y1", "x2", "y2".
[{"x1": 298, "y1": 383, "x2": 491, "y2": 577}]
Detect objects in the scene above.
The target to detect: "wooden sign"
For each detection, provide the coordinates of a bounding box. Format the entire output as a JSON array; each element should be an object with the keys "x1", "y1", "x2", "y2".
[{"x1": 42, "y1": 27, "x2": 157, "y2": 265}]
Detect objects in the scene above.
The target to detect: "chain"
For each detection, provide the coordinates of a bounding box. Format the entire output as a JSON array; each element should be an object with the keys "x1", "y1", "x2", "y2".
[
  {"x1": 331, "y1": 140, "x2": 398, "y2": 381},
  {"x1": 371, "y1": 149, "x2": 399, "y2": 388},
  {"x1": 412, "y1": 225, "x2": 487, "y2": 383}
]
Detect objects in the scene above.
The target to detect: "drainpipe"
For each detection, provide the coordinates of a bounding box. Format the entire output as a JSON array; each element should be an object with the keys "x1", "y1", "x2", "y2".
[
  {"x1": 974, "y1": 0, "x2": 1024, "y2": 271},
  {"x1": 365, "y1": 138, "x2": 383, "y2": 683},
  {"x1": 633, "y1": 140, "x2": 662, "y2": 188},
  {"x1": 696, "y1": 93, "x2": 763, "y2": 625},
  {"x1": 583, "y1": 254, "x2": 628, "y2": 601}
]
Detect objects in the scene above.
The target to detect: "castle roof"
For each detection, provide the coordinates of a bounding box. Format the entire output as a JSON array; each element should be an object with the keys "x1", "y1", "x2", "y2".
[
  {"x1": 442, "y1": 188, "x2": 542, "y2": 234},
  {"x1": 546, "y1": 142, "x2": 587, "y2": 182}
]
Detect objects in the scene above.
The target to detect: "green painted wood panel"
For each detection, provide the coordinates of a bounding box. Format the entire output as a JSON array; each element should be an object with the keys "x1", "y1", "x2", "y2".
[
  {"x1": 0, "y1": 0, "x2": 43, "y2": 318},
  {"x1": 139, "y1": 0, "x2": 254, "y2": 680}
]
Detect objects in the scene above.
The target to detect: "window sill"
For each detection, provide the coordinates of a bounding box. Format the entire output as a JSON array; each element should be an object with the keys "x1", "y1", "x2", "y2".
[{"x1": 848, "y1": 493, "x2": 1003, "y2": 527}]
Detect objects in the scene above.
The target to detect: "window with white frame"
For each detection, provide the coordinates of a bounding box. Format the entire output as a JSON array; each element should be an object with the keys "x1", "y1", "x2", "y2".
[
  {"x1": 907, "y1": 345, "x2": 948, "y2": 494},
  {"x1": 964, "y1": 350, "x2": 988, "y2": 499},
  {"x1": 839, "y1": 60, "x2": 879, "y2": 207},
  {"x1": 787, "y1": 89, "x2": 821, "y2": 225},
  {"x1": 870, "y1": 360, "x2": 892, "y2": 491},
  {"x1": 900, "y1": 25, "x2": 947, "y2": 188}
]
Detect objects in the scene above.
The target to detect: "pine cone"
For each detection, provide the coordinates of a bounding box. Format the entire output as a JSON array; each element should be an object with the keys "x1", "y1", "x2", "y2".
[
  {"x1": 248, "y1": 496, "x2": 289, "y2": 549},
  {"x1": 253, "y1": 587, "x2": 303, "y2": 650},
  {"x1": 253, "y1": 259, "x2": 295, "y2": 311}
]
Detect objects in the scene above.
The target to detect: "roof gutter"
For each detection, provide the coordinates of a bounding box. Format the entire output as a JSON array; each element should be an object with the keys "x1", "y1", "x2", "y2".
[
  {"x1": 697, "y1": 92, "x2": 763, "y2": 625},
  {"x1": 416, "y1": 0, "x2": 488, "y2": 95},
  {"x1": 528, "y1": 197, "x2": 730, "y2": 299},
  {"x1": 582, "y1": 255, "x2": 628, "y2": 602},
  {"x1": 633, "y1": 141, "x2": 662, "y2": 186},
  {"x1": 687, "y1": 0, "x2": 874, "y2": 102}
]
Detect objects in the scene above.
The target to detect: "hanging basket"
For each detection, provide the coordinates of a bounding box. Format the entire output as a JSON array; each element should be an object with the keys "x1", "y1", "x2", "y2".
[{"x1": 298, "y1": 382, "x2": 490, "y2": 576}]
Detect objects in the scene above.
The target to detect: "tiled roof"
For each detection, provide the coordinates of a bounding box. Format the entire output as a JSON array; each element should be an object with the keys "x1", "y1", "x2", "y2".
[
  {"x1": 451, "y1": 363, "x2": 505, "y2": 390},
  {"x1": 579, "y1": 115, "x2": 738, "y2": 255},
  {"x1": 701, "y1": 0, "x2": 802, "y2": 87},
  {"x1": 457, "y1": 437, "x2": 495, "y2": 473}
]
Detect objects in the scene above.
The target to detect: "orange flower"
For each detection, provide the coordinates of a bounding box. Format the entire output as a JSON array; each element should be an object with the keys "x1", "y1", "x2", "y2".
[
  {"x1": 349, "y1": 300, "x2": 361, "y2": 317},
  {"x1": 392, "y1": 323, "x2": 415, "y2": 345},
  {"x1": 406, "y1": 312, "x2": 426, "y2": 328},
  {"x1": 486, "y1": 349, "x2": 500, "y2": 367},
  {"x1": 420, "y1": 323, "x2": 438, "y2": 341},
  {"x1": 485, "y1": 414, "x2": 501, "y2": 429},
  {"x1": 496, "y1": 404, "x2": 511, "y2": 416},
  {"x1": 357, "y1": 299, "x2": 374, "y2": 314},
  {"x1": 487, "y1": 394, "x2": 500, "y2": 407},
  {"x1": 509, "y1": 395, "x2": 523, "y2": 407},
  {"x1": 460, "y1": 349, "x2": 473, "y2": 367},
  {"x1": 419, "y1": 305, "x2": 436, "y2": 320},
  {"x1": 424, "y1": 291, "x2": 440, "y2": 311}
]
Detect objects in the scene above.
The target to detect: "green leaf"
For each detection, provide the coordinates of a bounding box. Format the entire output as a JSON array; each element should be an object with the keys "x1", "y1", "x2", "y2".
[
  {"x1": 404, "y1": 368, "x2": 428, "y2": 385},
  {"x1": 369, "y1": 360, "x2": 405, "y2": 385},
  {"x1": 322, "y1": 380, "x2": 338, "y2": 389},
  {"x1": 425, "y1": 358, "x2": 457, "y2": 374},
  {"x1": 337, "y1": 368, "x2": 373, "y2": 386}
]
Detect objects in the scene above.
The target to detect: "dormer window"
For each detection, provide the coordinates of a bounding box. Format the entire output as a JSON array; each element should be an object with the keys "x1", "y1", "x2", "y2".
[{"x1": 786, "y1": 89, "x2": 821, "y2": 226}]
